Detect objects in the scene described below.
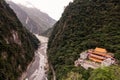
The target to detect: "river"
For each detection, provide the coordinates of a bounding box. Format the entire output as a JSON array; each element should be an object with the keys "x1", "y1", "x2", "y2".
[{"x1": 20, "y1": 34, "x2": 48, "y2": 80}]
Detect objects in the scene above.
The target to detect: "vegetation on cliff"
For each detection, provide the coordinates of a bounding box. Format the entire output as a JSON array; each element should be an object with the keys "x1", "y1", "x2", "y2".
[
  {"x1": 47, "y1": 0, "x2": 120, "y2": 79},
  {"x1": 0, "y1": 0, "x2": 39, "y2": 79}
]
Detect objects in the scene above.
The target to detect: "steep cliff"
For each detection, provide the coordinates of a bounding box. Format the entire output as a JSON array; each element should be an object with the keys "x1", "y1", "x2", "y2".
[
  {"x1": 47, "y1": 0, "x2": 120, "y2": 80},
  {"x1": 0, "y1": 0, "x2": 39, "y2": 79}
]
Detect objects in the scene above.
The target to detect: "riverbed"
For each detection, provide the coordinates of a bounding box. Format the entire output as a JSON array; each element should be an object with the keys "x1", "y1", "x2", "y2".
[{"x1": 20, "y1": 35, "x2": 48, "y2": 80}]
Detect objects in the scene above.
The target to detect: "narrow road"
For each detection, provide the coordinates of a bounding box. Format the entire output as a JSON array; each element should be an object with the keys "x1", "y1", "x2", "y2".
[{"x1": 20, "y1": 35, "x2": 48, "y2": 80}]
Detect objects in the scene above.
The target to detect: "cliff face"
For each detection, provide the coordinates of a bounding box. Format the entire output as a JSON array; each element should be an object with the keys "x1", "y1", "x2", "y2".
[
  {"x1": 47, "y1": 0, "x2": 120, "y2": 79},
  {"x1": 0, "y1": 0, "x2": 39, "y2": 79},
  {"x1": 7, "y1": 1, "x2": 56, "y2": 35}
]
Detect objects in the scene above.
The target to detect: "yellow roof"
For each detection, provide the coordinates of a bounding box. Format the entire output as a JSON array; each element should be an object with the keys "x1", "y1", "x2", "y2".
[{"x1": 94, "y1": 47, "x2": 107, "y2": 53}]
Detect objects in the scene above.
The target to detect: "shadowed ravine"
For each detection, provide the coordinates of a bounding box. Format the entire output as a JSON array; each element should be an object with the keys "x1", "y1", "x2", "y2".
[{"x1": 20, "y1": 35, "x2": 48, "y2": 80}]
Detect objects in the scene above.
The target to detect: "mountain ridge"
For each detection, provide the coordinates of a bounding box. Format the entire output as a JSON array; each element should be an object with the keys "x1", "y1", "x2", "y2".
[
  {"x1": 7, "y1": 1, "x2": 56, "y2": 35},
  {"x1": 0, "y1": 0, "x2": 39, "y2": 79}
]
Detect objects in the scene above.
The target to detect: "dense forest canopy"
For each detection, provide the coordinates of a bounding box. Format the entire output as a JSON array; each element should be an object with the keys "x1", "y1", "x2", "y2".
[{"x1": 47, "y1": 0, "x2": 120, "y2": 79}]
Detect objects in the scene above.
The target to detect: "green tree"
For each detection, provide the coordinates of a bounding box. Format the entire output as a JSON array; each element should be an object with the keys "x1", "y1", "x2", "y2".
[{"x1": 88, "y1": 66, "x2": 120, "y2": 80}]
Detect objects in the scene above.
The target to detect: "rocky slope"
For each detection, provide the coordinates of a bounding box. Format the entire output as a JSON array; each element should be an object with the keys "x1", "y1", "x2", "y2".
[
  {"x1": 7, "y1": 1, "x2": 56, "y2": 35},
  {"x1": 47, "y1": 0, "x2": 120, "y2": 80},
  {"x1": 0, "y1": 0, "x2": 39, "y2": 79},
  {"x1": 42, "y1": 28, "x2": 53, "y2": 37}
]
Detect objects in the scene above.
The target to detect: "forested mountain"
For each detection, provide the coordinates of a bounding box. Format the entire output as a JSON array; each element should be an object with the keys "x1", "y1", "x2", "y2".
[
  {"x1": 0, "y1": 0, "x2": 39, "y2": 79},
  {"x1": 7, "y1": 1, "x2": 56, "y2": 35},
  {"x1": 47, "y1": 0, "x2": 120, "y2": 80}
]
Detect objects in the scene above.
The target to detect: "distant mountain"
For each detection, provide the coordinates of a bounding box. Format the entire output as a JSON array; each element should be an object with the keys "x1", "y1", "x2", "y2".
[
  {"x1": 7, "y1": 1, "x2": 56, "y2": 35},
  {"x1": 0, "y1": 0, "x2": 39, "y2": 79},
  {"x1": 47, "y1": 0, "x2": 120, "y2": 80}
]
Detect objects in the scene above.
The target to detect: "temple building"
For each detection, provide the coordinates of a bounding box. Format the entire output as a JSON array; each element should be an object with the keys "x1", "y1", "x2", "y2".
[
  {"x1": 88, "y1": 47, "x2": 115, "y2": 63},
  {"x1": 75, "y1": 47, "x2": 115, "y2": 69}
]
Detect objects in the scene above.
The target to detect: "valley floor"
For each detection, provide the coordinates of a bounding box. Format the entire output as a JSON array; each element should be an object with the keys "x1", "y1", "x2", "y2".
[{"x1": 20, "y1": 35, "x2": 48, "y2": 80}]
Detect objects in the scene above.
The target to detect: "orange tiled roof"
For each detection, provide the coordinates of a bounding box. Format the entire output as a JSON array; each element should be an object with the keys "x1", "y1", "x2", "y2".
[
  {"x1": 89, "y1": 53, "x2": 105, "y2": 60},
  {"x1": 89, "y1": 56, "x2": 103, "y2": 63},
  {"x1": 94, "y1": 47, "x2": 107, "y2": 53},
  {"x1": 92, "y1": 51, "x2": 112, "y2": 58}
]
